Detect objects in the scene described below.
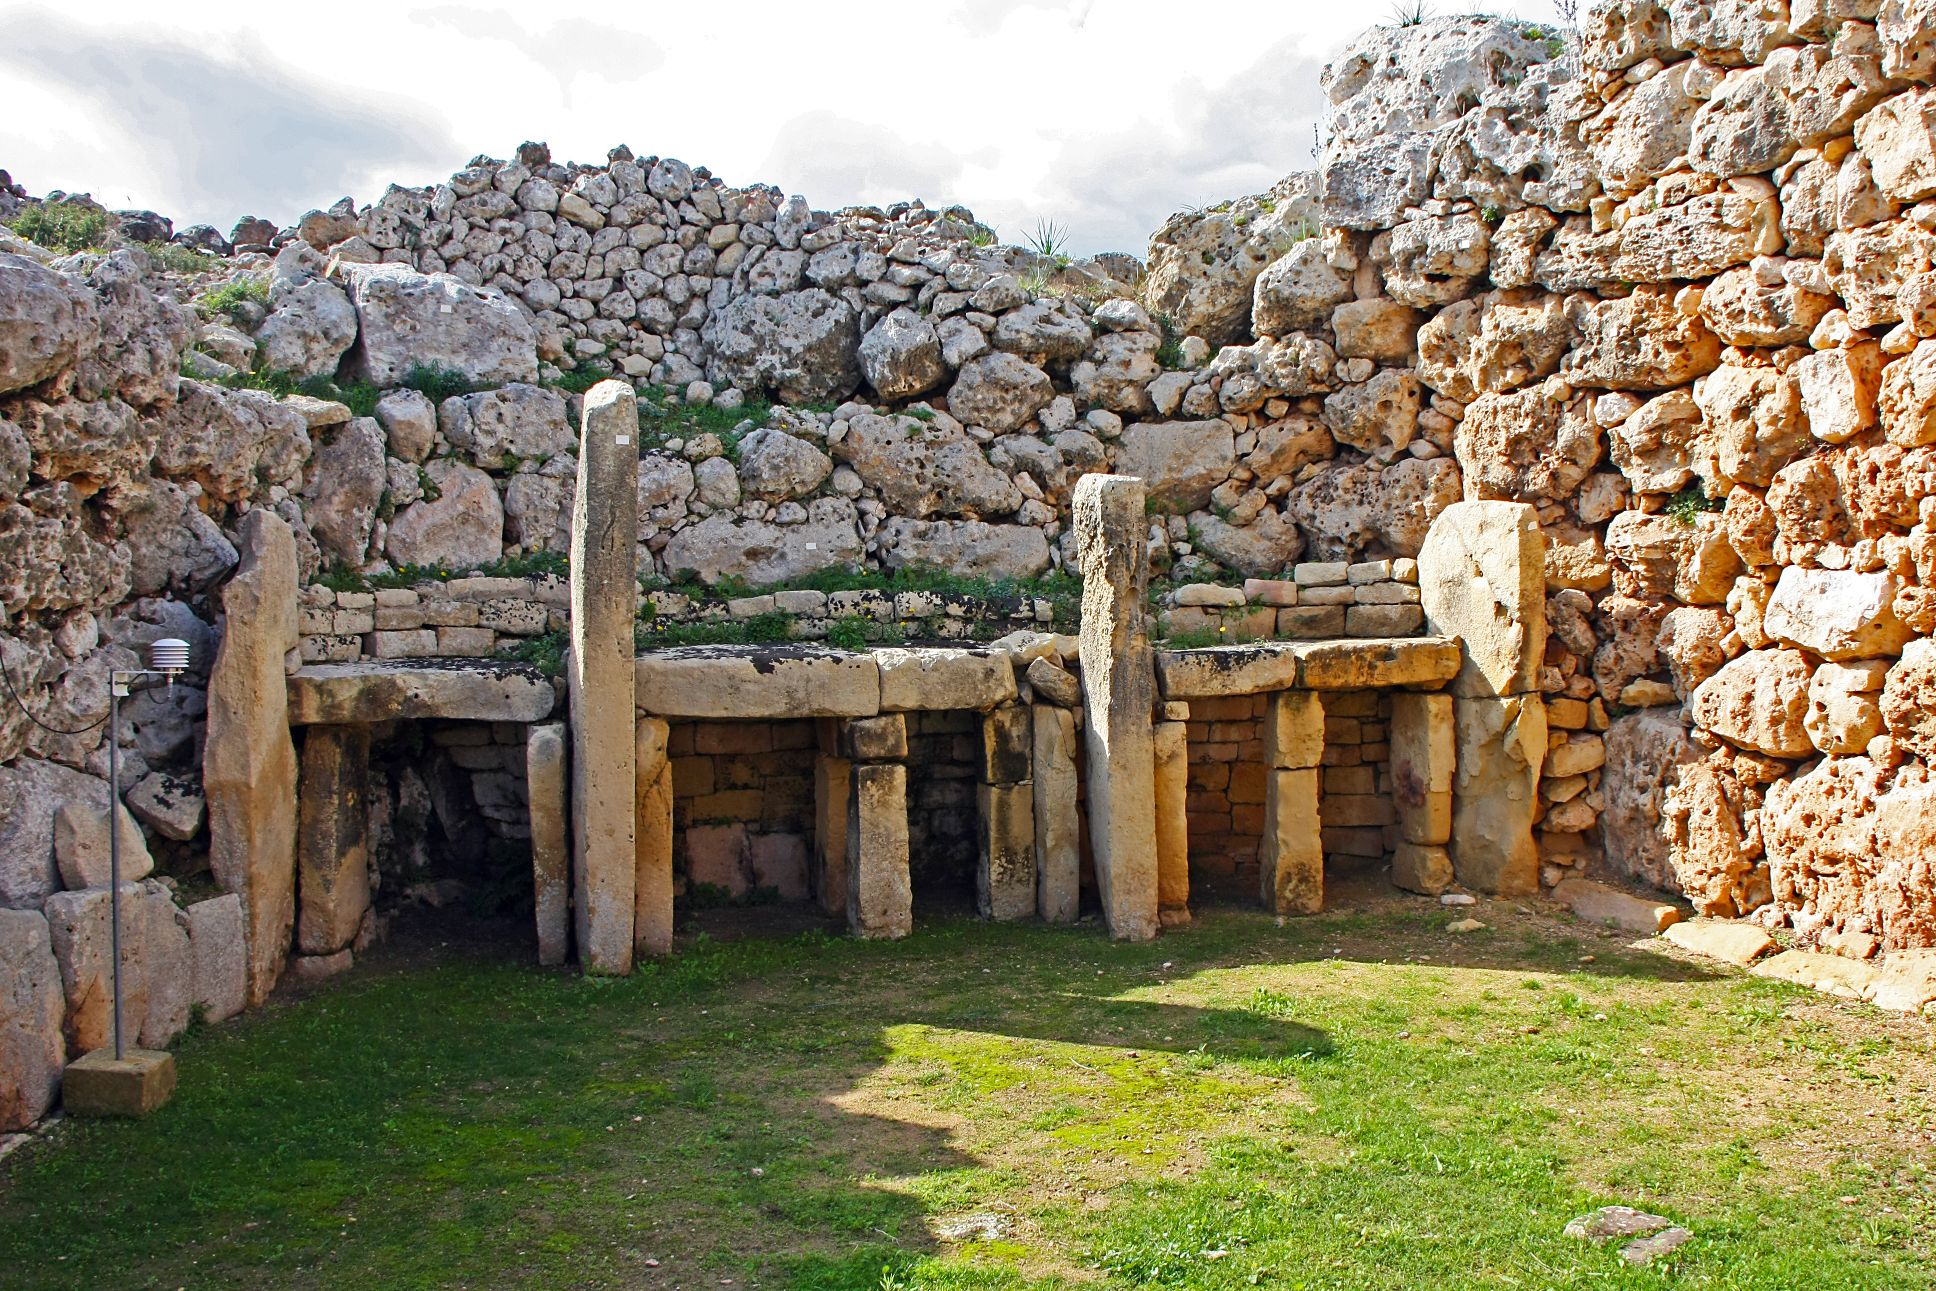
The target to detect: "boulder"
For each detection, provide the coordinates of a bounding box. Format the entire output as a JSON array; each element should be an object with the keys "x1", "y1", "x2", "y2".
[
  {"x1": 44, "y1": 880, "x2": 190, "y2": 1053},
  {"x1": 1879, "y1": 0, "x2": 1936, "y2": 83},
  {"x1": 1608, "y1": 390, "x2": 1705, "y2": 495},
  {"x1": 1699, "y1": 265, "x2": 1833, "y2": 347},
  {"x1": 1793, "y1": 344, "x2": 1884, "y2": 445},
  {"x1": 1604, "y1": 510, "x2": 1740, "y2": 605},
  {"x1": 0, "y1": 908, "x2": 64, "y2": 1130},
  {"x1": 1764, "y1": 756, "x2": 1936, "y2": 951},
  {"x1": 1824, "y1": 221, "x2": 1936, "y2": 329},
  {"x1": 254, "y1": 274, "x2": 357, "y2": 380},
  {"x1": 340, "y1": 263, "x2": 537, "y2": 387},
  {"x1": 1381, "y1": 213, "x2": 1490, "y2": 308},
  {"x1": 1144, "y1": 173, "x2": 1321, "y2": 346},
  {"x1": 659, "y1": 502, "x2": 862, "y2": 587},
  {"x1": 1881, "y1": 637, "x2": 1936, "y2": 760},
  {"x1": 1563, "y1": 288, "x2": 1722, "y2": 391},
  {"x1": 1879, "y1": 338, "x2": 1936, "y2": 448},
  {"x1": 1251, "y1": 239, "x2": 1352, "y2": 337},
  {"x1": 1763, "y1": 566, "x2": 1913, "y2": 660},
  {"x1": 1113, "y1": 419, "x2": 1235, "y2": 512},
  {"x1": 1693, "y1": 364, "x2": 1807, "y2": 488},
  {"x1": 53, "y1": 798, "x2": 153, "y2": 891},
  {"x1": 1323, "y1": 369, "x2": 1420, "y2": 461},
  {"x1": 385, "y1": 459, "x2": 504, "y2": 571},
  {"x1": 1189, "y1": 509, "x2": 1305, "y2": 578},
  {"x1": 302, "y1": 417, "x2": 386, "y2": 567},
  {"x1": 437, "y1": 384, "x2": 571, "y2": 465},
  {"x1": 1070, "y1": 332, "x2": 1161, "y2": 416},
  {"x1": 1690, "y1": 648, "x2": 1815, "y2": 758},
  {"x1": 1418, "y1": 500, "x2": 1545, "y2": 699},
  {"x1": 874, "y1": 518, "x2": 1051, "y2": 580},
  {"x1": 125, "y1": 771, "x2": 205, "y2": 842},
  {"x1": 375, "y1": 389, "x2": 436, "y2": 463},
  {"x1": 736, "y1": 428, "x2": 832, "y2": 501},
  {"x1": 858, "y1": 307, "x2": 945, "y2": 400},
  {"x1": 1286, "y1": 457, "x2": 1463, "y2": 561},
  {"x1": 1601, "y1": 710, "x2": 1699, "y2": 894},
  {"x1": 1854, "y1": 87, "x2": 1936, "y2": 205},
  {"x1": 702, "y1": 287, "x2": 862, "y2": 404},
  {"x1": 1455, "y1": 387, "x2": 1601, "y2": 503},
  {"x1": 0, "y1": 253, "x2": 94, "y2": 395},
  {"x1": 1807, "y1": 659, "x2": 1890, "y2": 756},
  {"x1": 992, "y1": 298, "x2": 1093, "y2": 365},
  {"x1": 0, "y1": 758, "x2": 106, "y2": 909},
  {"x1": 946, "y1": 352, "x2": 1054, "y2": 432},
  {"x1": 1415, "y1": 290, "x2": 1571, "y2": 404},
  {"x1": 832, "y1": 413, "x2": 1020, "y2": 517},
  {"x1": 186, "y1": 892, "x2": 246, "y2": 1024}
]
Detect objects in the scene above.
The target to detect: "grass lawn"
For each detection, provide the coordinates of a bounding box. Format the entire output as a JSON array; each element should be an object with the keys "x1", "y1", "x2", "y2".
[{"x1": 1, "y1": 891, "x2": 1932, "y2": 1290}]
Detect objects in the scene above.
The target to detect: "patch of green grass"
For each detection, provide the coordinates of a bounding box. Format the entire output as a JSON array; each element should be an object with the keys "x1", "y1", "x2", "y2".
[
  {"x1": 403, "y1": 362, "x2": 482, "y2": 404},
  {"x1": 635, "y1": 384, "x2": 773, "y2": 459},
  {"x1": 1025, "y1": 219, "x2": 1073, "y2": 268},
  {"x1": 0, "y1": 907, "x2": 1926, "y2": 1290},
  {"x1": 214, "y1": 367, "x2": 381, "y2": 418},
  {"x1": 6, "y1": 201, "x2": 108, "y2": 253},
  {"x1": 197, "y1": 275, "x2": 269, "y2": 321},
  {"x1": 1154, "y1": 312, "x2": 1185, "y2": 370},
  {"x1": 549, "y1": 363, "x2": 612, "y2": 394},
  {"x1": 501, "y1": 629, "x2": 566, "y2": 678},
  {"x1": 1667, "y1": 484, "x2": 1724, "y2": 525},
  {"x1": 143, "y1": 241, "x2": 221, "y2": 274}
]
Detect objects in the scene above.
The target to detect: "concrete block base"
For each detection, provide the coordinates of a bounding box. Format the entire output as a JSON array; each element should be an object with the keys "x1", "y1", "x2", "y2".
[{"x1": 64, "y1": 1047, "x2": 176, "y2": 1117}]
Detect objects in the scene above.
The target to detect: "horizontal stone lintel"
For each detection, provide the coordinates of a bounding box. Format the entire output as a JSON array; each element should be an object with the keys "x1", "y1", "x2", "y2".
[
  {"x1": 1154, "y1": 636, "x2": 1461, "y2": 699},
  {"x1": 632, "y1": 644, "x2": 1026, "y2": 719},
  {"x1": 287, "y1": 660, "x2": 557, "y2": 725}
]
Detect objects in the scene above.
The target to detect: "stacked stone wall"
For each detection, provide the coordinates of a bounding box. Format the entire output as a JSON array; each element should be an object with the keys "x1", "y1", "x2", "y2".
[{"x1": 670, "y1": 719, "x2": 816, "y2": 902}]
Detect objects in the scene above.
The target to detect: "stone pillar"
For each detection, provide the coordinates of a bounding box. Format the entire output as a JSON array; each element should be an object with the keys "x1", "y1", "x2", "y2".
[
  {"x1": 1389, "y1": 693, "x2": 1455, "y2": 895},
  {"x1": 526, "y1": 723, "x2": 569, "y2": 966},
  {"x1": 847, "y1": 763, "x2": 911, "y2": 940},
  {"x1": 1032, "y1": 704, "x2": 1080, "y2": 924},
  {"x1": 1419, "y1": 501, "x2": 1547, "y2": 895},
  {"x1": 205, "y1": 508, "x2": 300, "y2": 1006},
  {"x1": 813, "y1": 719, "x2": 852, "y2": 918},
  {"x1": 1261, "y1": 691, "x2": 1325, "y2": 915},
  {"x1": 1073, "y1": 473, "x2": 1159, "y2": 941},
  {"x1": 635, "y1": 717, "x2": 673, "y2": 958},
  {"x1": 568, "y1": 380, "x2": 640, "y2": 973},
  {"x1": 295, "y1": 725, "x2": 370, "y2": 959},
  {"x1": 976, "y1": 704, "x2": 1035, "y2": 920},
  {"x1": 1152, "y1": 717, "x2": 1190, "y2": 925}
]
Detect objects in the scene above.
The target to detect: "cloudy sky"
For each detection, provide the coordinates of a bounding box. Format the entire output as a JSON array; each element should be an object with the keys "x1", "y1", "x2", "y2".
[{"x1": 1, "y1": 0, "x2": 1569, "y2": 256}]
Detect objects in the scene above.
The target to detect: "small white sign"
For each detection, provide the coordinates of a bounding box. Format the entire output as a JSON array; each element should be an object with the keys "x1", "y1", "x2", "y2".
[
  {"x1": 805, "y1": 543, "x2": 817, "y2": 550},
  {"x1": 439, "y1": 304, "x2": 453, "y2": 314},
  {"x1": 615, "y1": 435, "x2": 631, "y2": 445}
]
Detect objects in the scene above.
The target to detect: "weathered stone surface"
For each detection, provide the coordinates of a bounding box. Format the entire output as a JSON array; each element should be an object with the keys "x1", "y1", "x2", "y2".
[
  {"x1": 1751, "y1": 948, "x2": 1881, "y2": 1001},
  {"x1": 1155, "y1": 644, "x2": 1296, "y2": 698},
  {"x1": 0, "y1": 253, "x2": 93, "y2": 395},
  {"x1": 255, "y1": 273, "x2": 357, "y2": 380},
  {"x1": 44, "y1": 880, "x2": 190, "y2": 1052},
  {"x1": 1793, "y1": 344, "x2": 1884, "y2": 446},
  {"x1": 1609, "y1": 391, "x2": 1704, "y2": 495},
  {"x1": 874, "y1": 518, "x2": 1051, "y2": 580},
  {"x1": 976, "y1": 782, "x2": 1036, "y2": 921},
  {"x1": 1323, "y1": 369, "x2": 1420, "y2": 461},
  {"x1": 1113, "y1": 420, "x2": 1235, "y2": 512},
  {"x1": 288, "y1": 660, "x2": 554, "y2": 724},
  {"x1": 859, "y1": 307, "x2": 946, "y2": 401},
  {"x1": 634, "y1": 718, "x2": 673, "y2": 959},
  {"x1": 1694, "y1": 364, "x2": 1808, "y2": 488},
  {"x1": 205, "y1": 510, "x2": 300, "y2": 1005},
  {"x1": 1455, "y1": 388, "x2": 1600, "y2": 504},
  {"x1": 833, "y1": 413, "x2": 1021, "y2": 517},
  {"x1": 1855, "y1": 87, "x2": 1936, "y2": 205},
  {"x1": 702, "y1": 288, "x2": 861, "y2": 404},
  {"x1": 876, "y1": 647, "x2": 1015, "y2": 713},
  {"x1": 185, "y1": 892, "x2": 245, "y2": 1024},
  {"x1": 1072, "y1": 330, "x2": 1161, "y2": 416},
  {"x1": 1145, "y1": 173, "x2": 1320, "y2": 344},
  {"x1": 735, "y1": 428, "x2": 832, "y2": 501},
  {"x1": 1763, "y1": 566, "x2": 1913, "y2": 660},
  {"x1": 1766, "y1": 756, "x2": 1936, "y2": 951},
  {"x1": 1536, "y1": 193, "x2": 1772, "y2": 291},
  {"x1": 125, "y1": 772, "x2": 204, "y2": 843},
  {"x1": 1563, "y1": 289, "x2": 1723, "y2": 391},
  {"x1": 1879, "y1": 339, "x2": 1936, "y2": 447},
  {"x1": 1700, "y1": 266, "x2": 1834, "y2": 348},
  {"x1": 1807, "y1": 659, "x2": 1890, "y2": 756},
  {"x1": 1419, "y1": 501, "x2": 1546, "y2": 699},
  {"x1": 1188, "y1": 510, "x2": 1305, "y2": 579},
  {"x1": 1824, "y1": 221, "x2": 1936, "y2": 329},
  {"x1": 53, "y1": 797, "x2": 152, "y2": 892},
  {"x1": 945, "y1": 352, "x2": 1053, "y2": 432},
  {"x1": 295, "y1": 726, "x2": 370, "y2": 957},
  {"x1": 1589, "y1": 61, "x2": 1703, "y2": 197},
  {"x1": 814, "y1": 748, "x2": 851, "y2": 919},
  {"x1": 1391, "y1": 842, "x2": 1454, "y2": 896},
  {"x1": 437, "y1": 384, "x2": 571, "y2": 466},
  {"x1": 569, "y1": 382, "x2": 639, "y2": 975},
  {"x1": 386, "y1": 459, "x2": 504, "y2": 572},
  {"x1": 1382, "y1": 213, "x2": 1489, "y2": 308},
  {"x1": 1286, "y1": 457, "x2": 1463, "y2": 563},
  {"x1": 1450, "y1": 695, "x2": 1545, "y2": 895},
  {"x1": 847, "y1": 763, "x2": 911, "y2": 939},
  {"x1": 1416, "y1": 290, "x2": 1571, "y2": 404},
  {"x1": 1075, "y1": 475, "x2": 1159, "y2": 941},
  {"x1": 1263, "y1": 767, "x2": 1322, "y2": 915},
  {"x1": 1881, "y1": 638, "x2": 1936, "y2": 760},
  {"x1": 637, "y1": 646, "x2": 881, "y2": 719},
  {"x1": 1294, "y1": 637, "x2": 1462, "y2": 690},
  {"x1": 341, "y1": 263, "x2": 536, "y2": 387},
  {"x1": 1555, "y1": 878, "x2": 1683, "y2": 935},
  {"x1": 660, "y1": 504, "x2": 863, "y2": 587},
  {"x1": 526, "y1": 723, "x2": 569, "y2": 966},
  {"x1": 301, "y1": 416, "x2": 386, "y2": 567},
  {"x1": 1604, "y1": 511, "x2": 1740, "y2": 605},
  {"x1": 1663, "y1": 917, "x2": 1776, "y2": 966},
  {"x1": 1390, "y1": 692, "x2": 1454, "y2": 847},
  {"x1": 1691, "y1": 648, "x2": 1815, "y2": 758},
  {"x1": 1026, "y1": 656, "x2": 1081, "y2": 708},
  {"x1": 1252, "y1": 239, "x2": 1352, "y2": 338},
  {"x1": 0, "y1": 908, "x2": 64, "y2": 1131}
]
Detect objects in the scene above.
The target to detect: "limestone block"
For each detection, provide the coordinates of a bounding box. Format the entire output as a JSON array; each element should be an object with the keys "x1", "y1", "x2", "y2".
[
  {"x1": 1074, "y1": 474, "x2": 1159, "y2": 941},
  {"x1": 1419, "y1": 501, "x2": 1546, "y2": 699},
  {"x1": 185, "y1": 893, "x2": 246, "y2": 1024},
  {"x1": 1554, "y1": 878, "x2": 1683, "y2": 935},
  {"x1": 843, "y1": 714, "x2": 909, "y2": 762},
  {"x1": 1153, "y1": 721, "x2": 1190, "y2": 918},
  {"x1": 1025, "y1": 656, "x2": 1082, "y2": 707},
  {"x1": 1294, "y1": 637, "x2": 1460, "y2": 690},
  {"x1": 875, "y1": 646, "x2": 1016, "y2": 714},
  {"x1": 1854, "y1": 87, "x2": 1936, "y2": 205},
  {"x1": 1034, "y1": 706, "x2": 1081, "y2": 925},
  {"x1": 1750, "y1": 949, "x2": 1881, "y2": 1002},
  {"x1": 341, "y1": 262, "x2": 537, "y2": 387},
  {"x1": 0, "y1": 908, "x2": 64, "y2": 1131},
  {"x1": 288, "y1": 660, "x2": 555, "y2": 725},
  {"x1": 44, "y1": 881, "x2": 190, "y2": 1054},
  {"x1": 53, "y1": 798, "x2": 153, "y2": 891},
  {"x1": 205, "y1": 509, "x2": 300, "y2": 1006},
  {"x1": 847, "y1": 764, "x2": 911, "y2": 939},
  {"x1": 1155, "y1": 644, "x2": 1300, "y2": 698},
  {"x1": 1691, "y1": 648, "x2": 1816, "y2": 758},
  {"x1": 295, "y1": 725, "x2": 370, "y2": 957},
  {"x1": 1764, "y1": 567, "x2": 1912, "y2": 661},
  {"x1": 1113, "y1": 420, "x2": 1237, "y2": 512},
  {"x1": 61, "y1": 1047, "x2": 175, "y2": 1118},
  {"x1": 1265, "y1": 691, "x2": 1325, "y2": 770},
  {"x1": 1664, "y1": 917, "x2": 1776, "y2": 966},
  {"x1": 1390, "y1": 842, "x2": 1454, "y2": 896},
  {"x1": 979, "y1": 706, "x2": 1032, "y2": 784},
  {"x1": 635, "y1": 718, "x2": 673, "y2": 959},
  {"x1": 1450, "y1": 695, "x2": 1546, "y2": 895},
  {"x1": 526, "y1": 723, "x2": 569, "y2": 967},
  {"x1": 1390, "y1": 692, "x2": 1454, "y2": 846},
  {"x1": 635, "y1": 646, "x2": 881, "y2": 719},
  {"x1": 976, "y1": 783, "x2": 1036, "y2": 921},
  {"x1": 1263, "y1": 768, "x2": 1322, "y2": 916},
  {"x1": 569, "y1": 382, "x2": 639, "y2": 975},
  {"x1": 814, "y1": 750, "x2": 852, "y2": 918},
  {"x1": 1881, "y1": 638, "x2": 1936, "y2": 760}
]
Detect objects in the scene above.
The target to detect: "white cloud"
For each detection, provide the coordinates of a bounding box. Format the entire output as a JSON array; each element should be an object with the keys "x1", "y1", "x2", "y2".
[{"x1": 0, "y1": 0, "x2": 1572, "y2": 250}]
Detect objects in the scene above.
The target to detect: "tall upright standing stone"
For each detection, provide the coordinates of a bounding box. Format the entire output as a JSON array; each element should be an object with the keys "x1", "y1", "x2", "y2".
[
  {"x1": 1152, "y1": 718, "x2": 1191, "y2": 924},
  {"x1": 847, "y1": 763, "x2": 912, "y2": 939},
  {"x1": 569, "y1": 381, "x2": 640, "y2": 973},
  {"x1": 0, "y1": 908, "x2": 65, "y2": 1132},
  {"x1": 1032, "y1": 704, "x2": 1080, "y2": 923},
  {"x1": 977, "y1": 704, "x2": 1036, "y2": 920},
  {"x1": 1073, "y1": 473, "x2": 1159, "y2": 940},
  {"x1": 1261, "y1": 691, "x2": 1324, "y2": 914},
  {"x1": 525, "y1": 723, "x2": 569, "y2": 966},
  {"x1": 635, "y1": 717, "x2": 674, "y2": 958},
  {"x1": 1389, "y1": 693, "x2": 1455, "y2": 894},
  {"x1": 1419, "y1": 501, "x2": 1547, "y2": 895},
  {"x1": 205, "y1": 509, "x2": 301, "y2": 1005},
  {"x1": 295, "y1": 725, "x2": 371, "y2": 958},
  {"x1": 813, "y1": 719, "x2": 852, "y2": 918}
]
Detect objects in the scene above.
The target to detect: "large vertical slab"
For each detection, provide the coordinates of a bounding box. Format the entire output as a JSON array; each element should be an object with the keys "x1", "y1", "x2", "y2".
[
  {"x1": 1419, "y1": 501, "x2": 1547, "y2": 895},
  {"x1": 977, "y1": 782, "x2": 1037, "y2": 921},
  {"x1": 1152, "y1": 720, "x2": 1190, "y2": 924},
  {"x1": 635, "y1": 718, "x2": 673, "y2": 958},
  {"x1": 1073, "y1": 473, "x2": 1159, "y2": 941},
  {"x1": 569, "y1": 380, "x2": 640, "y2": 973},
  {"x1": 295, "y1": 725, "x2": 371, "y2": 956},
  {"x1": 526, "y1": 723, "x2": 569, "y2": 965},
  {"x1": 1032, "y1": 704, "x2": 1080, "y2": 924},
  {"x1": 0, "y1": 908, "x2": 65, "y2": 1132},
  {"x1": 846, "y1": 763, "x2": 911, "y2": 939},
  {"x1": 1261, "y1": 691, "x2": 1325, "y2": 915},
  {"x1": 814, "y1": 740, "x2": 852, "y2": 918},
  {"x1": 205, "y1": 509, "x2": 300, "y2": 1006},
  {"x1": 1388, "y1": 693, "x2": 1456, "y2": 895}
]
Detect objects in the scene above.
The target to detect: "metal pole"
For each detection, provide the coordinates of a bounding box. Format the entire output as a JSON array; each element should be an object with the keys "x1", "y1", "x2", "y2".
[{"x1": 109, "y1": 675, "x2": 124, "y2": 1062}]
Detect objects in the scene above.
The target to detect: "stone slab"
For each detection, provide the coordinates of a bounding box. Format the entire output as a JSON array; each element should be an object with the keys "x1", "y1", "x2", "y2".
[
  {"x1": 1153, "y1": 721, "x2": 1190, "y2": 916},
  {"x1": 288, "y1": 660, "x2": 556, "y2": 725},
  {"x1": 1154, "y1": 637, "x2": 1460, "y2": 698},
  {"x1": 635, "y1": 719, "x2": 674, "y2": 958},
  {"x1": 526, "y1": 723, "x2": 569, "y2": 967},
  {"x1": 976, "y1": 782, "x2": 1036, "y2": 921},
  {"x1": 1663, "y1": 917, "x2": 1776, "y2": 966},
  {"x1": 1750, "y1": 949, "x2": 1882, "y2": 1001},
  {"x1": 62, "y1": 1047, "x2": 174, "y2": 1118},
  {"x1": 1032, "y1": 705, "x2": 1080, "y2": 925},
  {"x1": 847, "y1": 763, "x2": 911, "y2": 939},
  {"x1": 635, "y1": 646, "x2": 881, "y2": 718},
  {"x1": 1553, "y1": 878, "x2": 1683, "y2": 935},
  {"x1": 1263, "y1": 767, "x2": 1322, "y2": 915},
  {"x1": 295, "y1": 726, "x2": 371, "y2": 956},
  {"x1": 876, "y1": 647, "x2": 1016, "y2": 713}
]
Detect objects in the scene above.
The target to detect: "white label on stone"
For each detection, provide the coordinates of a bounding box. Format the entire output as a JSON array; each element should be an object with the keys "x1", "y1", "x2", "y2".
[
  {"x1": 806, "y1": 542, "x2": 817, "y2": 550},
  {"x1": 615, "y1": 435, "x2": 630, "y2": 445},
  {"x1": 440, "y1": 304, "x2": 453, "y2": 314}
]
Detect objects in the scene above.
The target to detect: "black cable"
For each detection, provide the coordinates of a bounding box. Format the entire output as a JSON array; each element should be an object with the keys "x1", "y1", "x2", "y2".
[{"x1": 0, "y1": 648, "x2": 110, "y2": 736}]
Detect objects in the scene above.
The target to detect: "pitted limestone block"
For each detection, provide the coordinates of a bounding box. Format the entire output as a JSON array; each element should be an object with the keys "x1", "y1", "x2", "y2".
[
  {"x1": 1419, "y1": 500, "x2": 1547, "y2": 699},
  {"x1": 1265, "y1": 691, "x2": 1326, "y2": 770},
  {"x1": 635, "y1": 718, "x2": 673, "y2": 959},
  {"x1": 295, "y1": 725, "x2": 371, "y2": 957},
  {"x1": 814, "y1": 751, "x2": 853, "y2": 917},
  {"x1": 1034, "y1": 706, "x2": 1081, "y2": 924},
  {"x1": 185, "y1": 893, "x2": 246, "y2": 1025},
  {"x1": 288, "y1": 661, "x2": 555, "y2": 725},
  {"x1": 526, "y1": 723, "x2": 569, "y2": 967},
  {"x1": 1294, "y1": 637, "x2": 1461, "y2": 690},
  {"x1": 843, "y1": 714, "x2": 909, "y2": 762},
  {"x1": 979, "y1": 706, "x2": 1032, "y2": 784},
  {"x1": 875, "y1": 647, "x2": 1016, "y2": 713},
  {"x1": 0, "y1": 908, "x2": 64, "y2": 1132},
  {"x1": 1390, "y1": 692, "x2": 1455, "y2": 846},
  {"x1": 1153, "y1": 720, "x2": 1190, "y2": 917},
  {"x1": 635, "y1": 646, "x2": 881, "y2": 719},
  {"x1": 1263, "y1": 767, "x2": 1322, "y2": 915},
  {"x1": 847, "y1": 763, "x2": 911, "y2": 940},
  {"x1": 977, "y1": 782, "x2": 1037, "y2": 921},
  {"x1": 1390, "y1": 842, "x2": 1454, "y2": 896},
  {"x1": 1450, "y1": 694, "x2": 1546, "y2": 895},
  {"x1": 1762, "y1": 566, "x2": 1914, "y2": 661},
  {"x1": 1156, "y1": 643, "x2": 1300, "y2": 698}
]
